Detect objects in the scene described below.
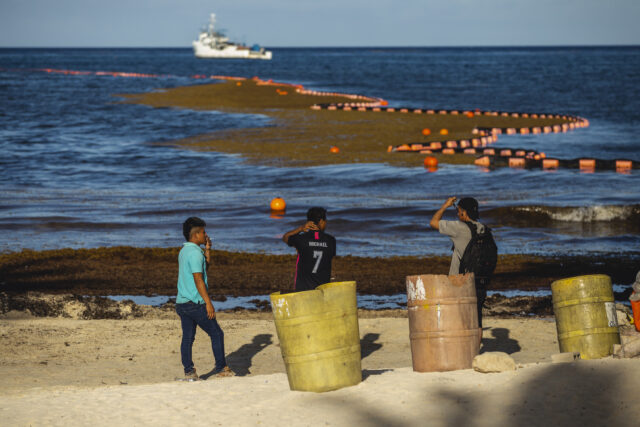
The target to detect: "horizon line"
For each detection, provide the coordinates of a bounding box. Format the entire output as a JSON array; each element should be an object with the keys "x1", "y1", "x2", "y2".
[{"x1": 1, "y1": 44, "x2": 639, "y2": 49}]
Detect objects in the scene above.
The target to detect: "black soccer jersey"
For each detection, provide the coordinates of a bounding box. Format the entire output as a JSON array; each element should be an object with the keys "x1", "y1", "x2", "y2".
[{"x1": 287, "y1": 230, "x2": 336, "y2": 292}]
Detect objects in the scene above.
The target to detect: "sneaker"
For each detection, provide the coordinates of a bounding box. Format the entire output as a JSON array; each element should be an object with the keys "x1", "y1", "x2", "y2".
[
  {"x1": 184, "y1": 369, "x2": 200, "y2": 381},
  {"x1": 215, "y1": 366, "x2": 235, "y2": 378}
]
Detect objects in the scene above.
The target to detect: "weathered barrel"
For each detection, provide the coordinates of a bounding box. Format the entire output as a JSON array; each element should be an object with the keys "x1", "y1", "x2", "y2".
[
  {"x1": 270, "y1": 281, "x2": 361, "y2": 392},
  {"x1": 551, "y1": 274, "x2": 620, "y2": 359},
  {"x1": 406, "y1": 274, "x2": 479, "y2": 372}
]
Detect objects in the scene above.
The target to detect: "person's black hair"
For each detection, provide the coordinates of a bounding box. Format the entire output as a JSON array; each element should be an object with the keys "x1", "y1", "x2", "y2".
[
  {"x1": 306, "y1": 207, "x2": 327, "y2": 224},
  {"x1": 183, "y1": 217, "x2": 206, "y2": 241},
  {"x1": 457, "y1": 197, "x2": 480, "y2": 220}
]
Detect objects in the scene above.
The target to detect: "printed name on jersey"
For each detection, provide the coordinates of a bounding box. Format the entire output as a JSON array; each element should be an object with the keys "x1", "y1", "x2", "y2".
[{"x1": 308, "y1": 242, "x2": 328, "y2": 247}]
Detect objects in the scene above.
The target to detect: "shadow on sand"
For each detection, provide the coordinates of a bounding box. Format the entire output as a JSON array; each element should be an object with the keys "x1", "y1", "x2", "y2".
[
  {"x1": 324, "y1": 361, "x2": 633, "y2": 426},
  {"x1": 480, "y1": 327, "x2": 522, "y2": 354},
  {"x1": 361, "y1": 332, "x2": 384, "y2": 360},
  {"x1": 201, "y1": 333, "x2": 273, "y2": 379}
]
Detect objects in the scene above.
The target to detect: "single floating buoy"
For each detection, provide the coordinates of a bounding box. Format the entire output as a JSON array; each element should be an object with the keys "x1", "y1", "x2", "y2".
[
  {"x1": 466, "y1": 112, "x2": 474, "y2": 118},
  {"x1": 236, "y1": 82, "x2": 242, "y2": 86},
  {"x1": 422, "y1": 128, "x2": 431, "y2": 136},
  {"x1": 330, "y1": 146, "x2": 340, "y2": 153},
  {"x1": 270, "y1": 197, "x2": 286, "y2": 212},
  {"x1": 440, "y1": 129, "x2": 449, "y2": 135},
  {"x1": 424, "y1": 156, "x2": 438, "y2": 168}
]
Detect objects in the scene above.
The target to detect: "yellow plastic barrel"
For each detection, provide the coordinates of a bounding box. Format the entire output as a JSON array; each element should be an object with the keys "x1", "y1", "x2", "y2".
[
  {"x1": 551, "y1": 274, "x2": 620, "y2": 359},
  {"x1": 270, "y1": 281, "x2": 362, "y2": 392}
]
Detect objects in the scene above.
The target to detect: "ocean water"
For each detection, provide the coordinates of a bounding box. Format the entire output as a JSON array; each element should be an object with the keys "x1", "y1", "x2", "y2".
[
  {"x1": 1, "y1": 47, "x2": 639, "y2": 257},
  {"x1": 109, "y1": 283, "x2": 632, "y2": 309}
]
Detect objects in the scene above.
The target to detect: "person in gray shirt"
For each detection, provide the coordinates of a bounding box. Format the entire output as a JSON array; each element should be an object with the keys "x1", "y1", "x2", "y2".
[
  {"x1": 430, "y1": 196, "x2": 487, "y2": 343},
  {"x1": 430, "y1": 196, "x2": 485, "y2": 275}
]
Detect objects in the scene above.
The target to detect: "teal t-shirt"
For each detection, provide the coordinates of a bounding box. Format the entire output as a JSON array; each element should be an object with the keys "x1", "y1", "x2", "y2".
[{"x1": 176, "y1": 242, "x2": 208, "y2": 304}]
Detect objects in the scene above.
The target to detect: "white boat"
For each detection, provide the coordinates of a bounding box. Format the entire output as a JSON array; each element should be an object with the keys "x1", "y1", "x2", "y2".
[{"x1": 192, "y1": 14, "x2": 272, "y2": 60}]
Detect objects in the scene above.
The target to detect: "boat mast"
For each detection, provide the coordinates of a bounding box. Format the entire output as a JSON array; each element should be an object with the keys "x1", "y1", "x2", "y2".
[{"x1": 208, "y1": 13, "x2": 216, "y2": 36}]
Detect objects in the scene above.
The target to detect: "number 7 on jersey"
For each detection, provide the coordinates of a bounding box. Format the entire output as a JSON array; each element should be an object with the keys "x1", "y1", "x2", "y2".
[{"x1": 312, "y1": 250, "x2": 323, "y2": 273}]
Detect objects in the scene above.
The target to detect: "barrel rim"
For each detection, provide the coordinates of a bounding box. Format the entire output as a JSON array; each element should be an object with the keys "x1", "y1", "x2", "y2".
[
  {"x1": 273, "y1": 309, "x2": 358, "y2": 325},
  {"x1": 407, "y1": 296, "x2": 477, "y2": 306},
  {"x1": 551, "y1": 274, "x2": 612, "y2": 291},
  {"x1": 406, "y1": 273, "x2": 474, "y2": 281},
  {"x1": 269, "y1": 281, "x2": 357, "y2": 302},
  {"x1": 410, "y1": 329, "x2": 480, "y2": 339},
  {"x1": 558, "y1": 326, "x2": 620, "y2": 340},
  {"x1": 283, "y1": 343, "x2": 361, "y2": 364},
  {"x1": 552, "y1": 295, "x2": 615, "y2": 308}
]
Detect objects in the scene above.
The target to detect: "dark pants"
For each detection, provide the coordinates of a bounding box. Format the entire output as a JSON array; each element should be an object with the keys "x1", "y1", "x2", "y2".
[
  {"x1": 476, "y1": 277, "x2": 489, "y2": 329},
  {"x1": 176, "y1": 302, "x2": 227, "y2": 374}
]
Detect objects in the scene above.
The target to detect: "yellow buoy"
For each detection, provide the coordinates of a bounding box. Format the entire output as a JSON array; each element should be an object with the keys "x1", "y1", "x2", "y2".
[
  {"x1": 551, "y1": 274, "x2": 620, "y2": 359},
  {"x1": 270, "y1": 281, "x2": 362, "y2": 392}
]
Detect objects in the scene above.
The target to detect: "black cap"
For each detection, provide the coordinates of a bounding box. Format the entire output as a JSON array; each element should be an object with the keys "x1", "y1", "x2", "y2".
[{"x1": 457, "y1": 197, "x2": 479, "y2": 220}]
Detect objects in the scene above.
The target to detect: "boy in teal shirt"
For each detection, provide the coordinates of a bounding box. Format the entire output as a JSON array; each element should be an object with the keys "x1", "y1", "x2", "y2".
[{"x1": 176, "y1": 217, "x2": 233, "y2": 380}]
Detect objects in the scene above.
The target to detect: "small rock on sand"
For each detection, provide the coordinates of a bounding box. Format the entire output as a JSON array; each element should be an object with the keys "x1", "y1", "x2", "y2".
[{"x1": 472, "y1": 352, "x2": 517, "y2": 373}]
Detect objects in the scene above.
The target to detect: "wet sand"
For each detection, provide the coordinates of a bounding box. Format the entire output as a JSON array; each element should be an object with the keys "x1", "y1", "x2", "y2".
[{"x1": 121, "y1": 79, "x2": 575, "y2": 168}]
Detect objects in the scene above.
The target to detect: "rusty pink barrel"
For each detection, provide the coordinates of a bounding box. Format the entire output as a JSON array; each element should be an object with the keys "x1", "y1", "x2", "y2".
[{"x1": 406, "y1": 274, "x2": 479, "y2": 372}]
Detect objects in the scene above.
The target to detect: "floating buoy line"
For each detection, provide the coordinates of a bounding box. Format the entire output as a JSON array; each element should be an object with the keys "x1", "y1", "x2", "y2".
[
  {"x1": 312, "y1": 103, "x2": 636, "y2": 173},
  {"x1": 0, "y1": 67, "x2": 384, "y2": 105}
]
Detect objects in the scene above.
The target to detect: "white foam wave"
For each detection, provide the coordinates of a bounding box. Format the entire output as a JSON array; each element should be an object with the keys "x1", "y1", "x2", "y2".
[
  {"x1": 548, "y1": 206, "x2": 635, "y2": 222},
  {"x1": 515, "y1": 205, "x2": 637, "y2": 222}
]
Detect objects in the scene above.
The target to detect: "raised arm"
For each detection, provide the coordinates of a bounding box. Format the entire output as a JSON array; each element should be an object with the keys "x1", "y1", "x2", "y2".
[
  {"x1": 430, "y1": 196, "x2": 457, "y2": 230},
  {"x1": 282, "y1": 221, "x2": 318, "y2": 244},
  {"x1": 204, "y1": 235, "x2": 212, "y2": 267}
]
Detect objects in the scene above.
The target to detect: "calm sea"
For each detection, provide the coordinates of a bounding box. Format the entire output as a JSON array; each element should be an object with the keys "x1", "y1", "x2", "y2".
[{"x1": 1, "y1": 47, "x2": 639, "y2": 257}]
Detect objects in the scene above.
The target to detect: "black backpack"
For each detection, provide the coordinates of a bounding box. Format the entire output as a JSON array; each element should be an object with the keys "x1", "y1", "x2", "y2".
[{"x1": 458, "y1": 221, "x2": 497, "y2": 278}]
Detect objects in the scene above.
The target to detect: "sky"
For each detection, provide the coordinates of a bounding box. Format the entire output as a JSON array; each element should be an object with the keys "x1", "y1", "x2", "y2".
[{"x1": 1, "y1": 0, "x2": 639, "y2": 47}]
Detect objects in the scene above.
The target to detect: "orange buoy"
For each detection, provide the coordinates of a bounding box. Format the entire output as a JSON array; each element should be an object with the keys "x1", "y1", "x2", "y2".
[
  {"x1": 422, "y1": 128, "x2": 431, "y2": 136},
  {"x1": 466, "y1": 112, "x2": 474, "y2": 118},
  {"x1": 236, "y1": 82, "x2": 242, "y2": 86},
  {"x1": 270, "y1": 197, "x2": 286, "y2": 212},
  {"x1": 330, "y1": 146, "x2": 340, "y2": 153},
  {"x1": 440, "y1": 129, "x2": 449, "y2": 135},
  {"x1": 424, "y1": 156, "x2": 438, "y2": 168},
  {"x1": 631, "y1": 294, "x2": 640, "y2": 332}
]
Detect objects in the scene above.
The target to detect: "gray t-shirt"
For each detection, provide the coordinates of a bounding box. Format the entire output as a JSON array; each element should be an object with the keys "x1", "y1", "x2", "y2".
[{"x1": 439, "y1": 220, "x2": 485, "y2": 276}]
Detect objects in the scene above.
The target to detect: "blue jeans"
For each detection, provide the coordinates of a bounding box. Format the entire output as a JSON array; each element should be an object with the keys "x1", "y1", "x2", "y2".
[{"x1": 176, "y1": 302, "x2": 227, "y2": 374}]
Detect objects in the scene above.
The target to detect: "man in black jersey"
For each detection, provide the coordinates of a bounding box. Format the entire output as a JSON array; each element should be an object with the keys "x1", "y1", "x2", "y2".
[{"x1": 282, "y1": 207, "x2": 336, "y2": 292}]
